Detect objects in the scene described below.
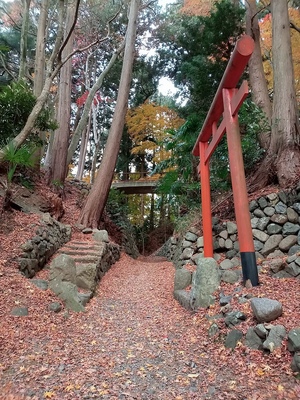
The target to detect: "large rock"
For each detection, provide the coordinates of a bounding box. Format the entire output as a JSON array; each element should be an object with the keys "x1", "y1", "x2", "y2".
[
  {"x1": 227, "y1": 222, "x2": 237, "y2": 234},
  {"x1": 224, "y1": 311, "x2": 246, "y2": 327},
  {"x1": 220, "y1": 259, "x2": 234, "y2": 270},
  {"x1": 263, "y1": 325, "x2": 286, "y2": 352},
  {"x1": 287, "y1": 207, "x2": 299, "y2": 223},
  {"x1": 190, "y1": 258, "x2": 221, "y2": 309},
  {"x1": 225, "y1": 329, "x2": 243, "y2": 349},
  {"x1": 250, "y1": 298, "x2": 282, "y2": 322},
  {"x1": 261, "y1": 235, "x2": 283, "y2": 256},
  {"x1": 270, "y1": 214, "x2": 288, "y2": 225},
  {"x1": 174, "y1": 268, "x2": 192, "y2": 290},
  {"x1": 11, "y1": 307, "x2": 28, "y2": 316},
  {"x1": 285, "y1": 262, "x2": 300, "y2": 277},
  {"x1": 180, "y1": 247, "x2": 194, "y2": 260},
  {"x1": 93, "y1": 229, "x2": 109, "y2": 243},
  {"x1": 76, "y1": 264, "x2": 98, "y2": 291},
  {"x1": 282, "y1": 222, "x2": 300, "y2": 236},
  {"x1": 279, "y1": 235, "x2": 298, "y2": 252},
  {"x1": 221, "y1": 270, "x2": 240, "y2": 284},
  {"x1": 291, "y1": 352, "x2": 300, "y2": 372},
  {"x1": 174, "y1": 290, "x2": 192, "y2": 310},
  {"x1": 185, "y1": 232, "x2": 198, "y2": 242},
  {"x1": 49, "y1": 254, "x2": 77, "y2": 284},
  {"x1": 245, "y1": 327, "x2": 264, "y2": 350},
  {"x1": 49, "y1": 280, "x2": 85, "y2": 312},
  {"x1": 288, "y1": 328, "x2": 300, "y2": 352},
  {"x1": 252, "y1": 229, "x2": 269, "y2": 243}
]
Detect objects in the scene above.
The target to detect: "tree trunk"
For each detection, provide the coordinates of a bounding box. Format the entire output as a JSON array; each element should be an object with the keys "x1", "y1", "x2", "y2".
[
  {"x1": 33, "y1": 0, "x2": 49, "y2": 168},
  {"x1": 78, "y1": 0, "x2": 140, "y2": 228},
  {"x1": 0, "y1": 0, "x2": 66, "y2": 162},
  {"x1": 34, "y1": 0, "x2": 48, "y2": 97},
  {"x1": 66, "y1": 41, "x2": 125, "y2": 166},
  {"x1": 19, "y1": 0, "x2": 31, "y2": 80},
  {"x1": 270, "y1": 0, "x2": 300, "y2": 187},
  {"x1": 250, "y1": 1, "x2": 300, "y2": 190},
  {"x1": 245, "y1": 0, "x2": 272, "y2": 149},
  {"x1": 76, "y1": 111, "x2": 91, "y2": 180},
  {"x1": 48, "y1": 1, "x2": 76, "y2": 185}
]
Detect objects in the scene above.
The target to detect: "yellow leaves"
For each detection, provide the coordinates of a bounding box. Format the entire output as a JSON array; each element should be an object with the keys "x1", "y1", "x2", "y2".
[
  {"x1": 98, "y1": 389, "x2": 109, "y2": 396},
  {"x1": 90, "y1": 340, "x2": 97, "y2": 345},
  {"x1": 126, "y1": 100, "x2": 184, "y2": 164},
  {"x1": 256, "y1": 368, "x2": 265, "y2": 376},
  {"x1": 187, "y1": 373, "x2": 199, "y2": 378},
  {"x1": 260, "y1": 7, "x2": 300, "y2": 105},
  {"x1": 228, "y1": 380, "x2": 236, "y2": 390},
  {"x1": 126, "y1": 350, "x2": 135, "y2": 359},
  {"x1": 44, "y1": 392, "x2": 55, "y2": 399},
  {"x1": 64, "y1": 382, "x2": 80, "y2": 393},
  {"x1": 277, "y1": 384, "x2": 284, "y2": 392}
]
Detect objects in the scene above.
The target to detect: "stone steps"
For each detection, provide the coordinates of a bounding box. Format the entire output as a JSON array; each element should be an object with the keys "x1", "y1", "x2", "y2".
[{"x1": 47, "y1": 234, "x2": 121, "y2": 312}]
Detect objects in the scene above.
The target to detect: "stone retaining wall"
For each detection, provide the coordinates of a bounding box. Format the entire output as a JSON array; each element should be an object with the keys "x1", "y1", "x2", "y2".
[
  {"x1": 157, "y1": 188, "x2": 300, "y2": 279},
  {"x1": 18, "y1": 213, "x2": 72, "y2": 278}
]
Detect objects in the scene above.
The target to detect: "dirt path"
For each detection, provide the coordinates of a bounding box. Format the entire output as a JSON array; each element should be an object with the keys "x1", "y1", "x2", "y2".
[{"x1": 1, "y1": 253, "x2": 299, "y2": 399}]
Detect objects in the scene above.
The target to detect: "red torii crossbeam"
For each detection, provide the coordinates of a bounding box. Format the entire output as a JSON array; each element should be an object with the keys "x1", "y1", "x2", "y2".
[{"x1": 192, "y1": 35, "x2": 259, "y2": 287}]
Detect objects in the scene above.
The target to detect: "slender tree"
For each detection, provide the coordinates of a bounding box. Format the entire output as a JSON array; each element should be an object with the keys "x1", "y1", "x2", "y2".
[
  {"x1": 251, "y1": 0, "x2": 300, "y2": 188},
  {"x1": 245, "y1": 0, "x2": 271, "y2": 149},
  {"x1": 19, "y1": 0, "x2": 31, "y2": 80},
  {"x1": 48, "y1": 0, "x2": 78, "y2": 185},
  {"x1": 78, "y1": 0, "x2": 140, "y2": 227},
  {"x1": 269, "y1": 0, "x2": 300, "y2": 186}
]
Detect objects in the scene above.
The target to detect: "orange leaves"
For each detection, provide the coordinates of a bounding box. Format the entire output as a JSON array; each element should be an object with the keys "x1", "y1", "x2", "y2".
[
  {"x1": 259, "y1": 7, "x2": 300, "y2": 105},
  {"x1": 180, "y1": 0, "x2": 217, "y2": 16}
]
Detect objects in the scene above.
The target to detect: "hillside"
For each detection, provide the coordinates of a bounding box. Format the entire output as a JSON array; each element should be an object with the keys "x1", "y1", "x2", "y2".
[{"x1": 0, "y1": 175, "x2": 300, "y2": 399}]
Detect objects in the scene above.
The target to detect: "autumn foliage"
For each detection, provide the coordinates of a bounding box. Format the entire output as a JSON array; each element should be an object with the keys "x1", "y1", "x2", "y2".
[
  {"x1": 259, "y1": 8, "x2": 300, "y2": 105},
  {"x1": 126, "y1": 101, "x2": 184, "y2": 166}
]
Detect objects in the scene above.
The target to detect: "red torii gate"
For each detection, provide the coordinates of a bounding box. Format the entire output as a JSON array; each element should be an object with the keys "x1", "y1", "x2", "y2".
[{"x1": 192, "y1": 35, "x2": 259, "y2": 287}]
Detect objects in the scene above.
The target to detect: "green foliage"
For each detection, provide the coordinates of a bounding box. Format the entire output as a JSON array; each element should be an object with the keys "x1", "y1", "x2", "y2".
[
  {"x1": 210, "y1": 100, "x2": 267, "y2": 191},
  {"x1": 0, "y1": 82, "x2": 35, "y2": 145},
  {"x1": 154, "y1": 2, "x2": 266, "y2": 206},
  {"x1": 51, "y1": 179, "x2": 64, "y2": 190},
  {"x1": 0, "y1": 81, "x2": 57, "y2": 146},
  {"x1": 173, "y1": 206, "x2": 201, "y2": 236},
  {"x1": 107, "y1": 189, "x2": 129, "y2": 227},
  {"x1": 3, "y1": 142, "x2": 36, "y2": 184},
  {"x1": 156, "y1": 0, "x2": 245, "y2": 115},
  {"x1": 154, "y1": 114, "x2": 201, "y2": 207}
]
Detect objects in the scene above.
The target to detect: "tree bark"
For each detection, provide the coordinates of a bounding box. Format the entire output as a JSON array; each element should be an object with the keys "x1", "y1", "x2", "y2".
[
  {"x1": 270, "y1": 0, "x2": 300, "y2": 187},
  {"x1": 0, "y1": 0, "x2": 66, "y2": 162},
  {"x1": 66, "y1": 41, "x2": 125, "y2": 166},
  {"x1": 78, "y1": 0, "x2": 140, "y2": 228},
  {"x1": 19, "y1": 0, "x2": 31, "y2": 80},
  {"x1": 250, "y1": 0, "x2": 300, "y2": 190},
  {"x1": 76, "y1": 111, "x2": 91, "y2": 180},
  {"x1": 245, "y1": 0, "x2": 272, "y2": 149},
  {"x1": 33, "y1": 0, "x2": 49, "y2": 168},
  {"x1": 48, "y1": 1, "x2": 76, "y2": 185}
]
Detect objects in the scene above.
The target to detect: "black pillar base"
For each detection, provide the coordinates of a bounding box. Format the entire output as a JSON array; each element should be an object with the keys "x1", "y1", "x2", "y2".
[{"x1": 240, "y1": 251, "x2": 259, "y2": 287}]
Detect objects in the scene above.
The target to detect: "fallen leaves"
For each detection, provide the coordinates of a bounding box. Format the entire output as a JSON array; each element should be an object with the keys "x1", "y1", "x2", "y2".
[{"x1": 0, "y1": 183, "x2": 300, "y2": 399}]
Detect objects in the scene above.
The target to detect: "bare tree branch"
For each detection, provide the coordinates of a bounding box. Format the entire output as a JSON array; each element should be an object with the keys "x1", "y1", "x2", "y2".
[{"x1": 290, "y1": 21, "x2": 300, "y2": 33}]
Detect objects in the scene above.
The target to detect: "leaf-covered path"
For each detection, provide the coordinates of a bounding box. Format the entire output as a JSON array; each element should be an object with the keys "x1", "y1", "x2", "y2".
[{"x1": 1, "y1": 251, "x2": 299, "y2": 399}]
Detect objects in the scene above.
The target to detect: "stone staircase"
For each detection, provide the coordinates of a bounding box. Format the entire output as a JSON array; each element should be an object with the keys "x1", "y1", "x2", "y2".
[{"x1": 46, "y1": 233, "x2": 121, "y2": 312}]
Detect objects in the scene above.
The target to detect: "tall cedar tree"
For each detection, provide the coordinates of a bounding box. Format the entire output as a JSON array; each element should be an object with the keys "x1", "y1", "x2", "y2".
[
  {"x1": 78, "y1": 0, "x2": 140, "y2": 228},
  {"x1": 251, "y1": 1, "x2": 300, "y2": 188}
]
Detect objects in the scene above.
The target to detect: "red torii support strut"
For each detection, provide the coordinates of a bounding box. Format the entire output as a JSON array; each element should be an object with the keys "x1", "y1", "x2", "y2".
[{"x1": 192, "y1": 35, "x2": 259, "y2": 287}]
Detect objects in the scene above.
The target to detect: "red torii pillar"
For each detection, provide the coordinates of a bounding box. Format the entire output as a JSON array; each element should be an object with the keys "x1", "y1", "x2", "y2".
[{"x1": 192, "y1": 35, "x2": 259, "y2": 287}]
